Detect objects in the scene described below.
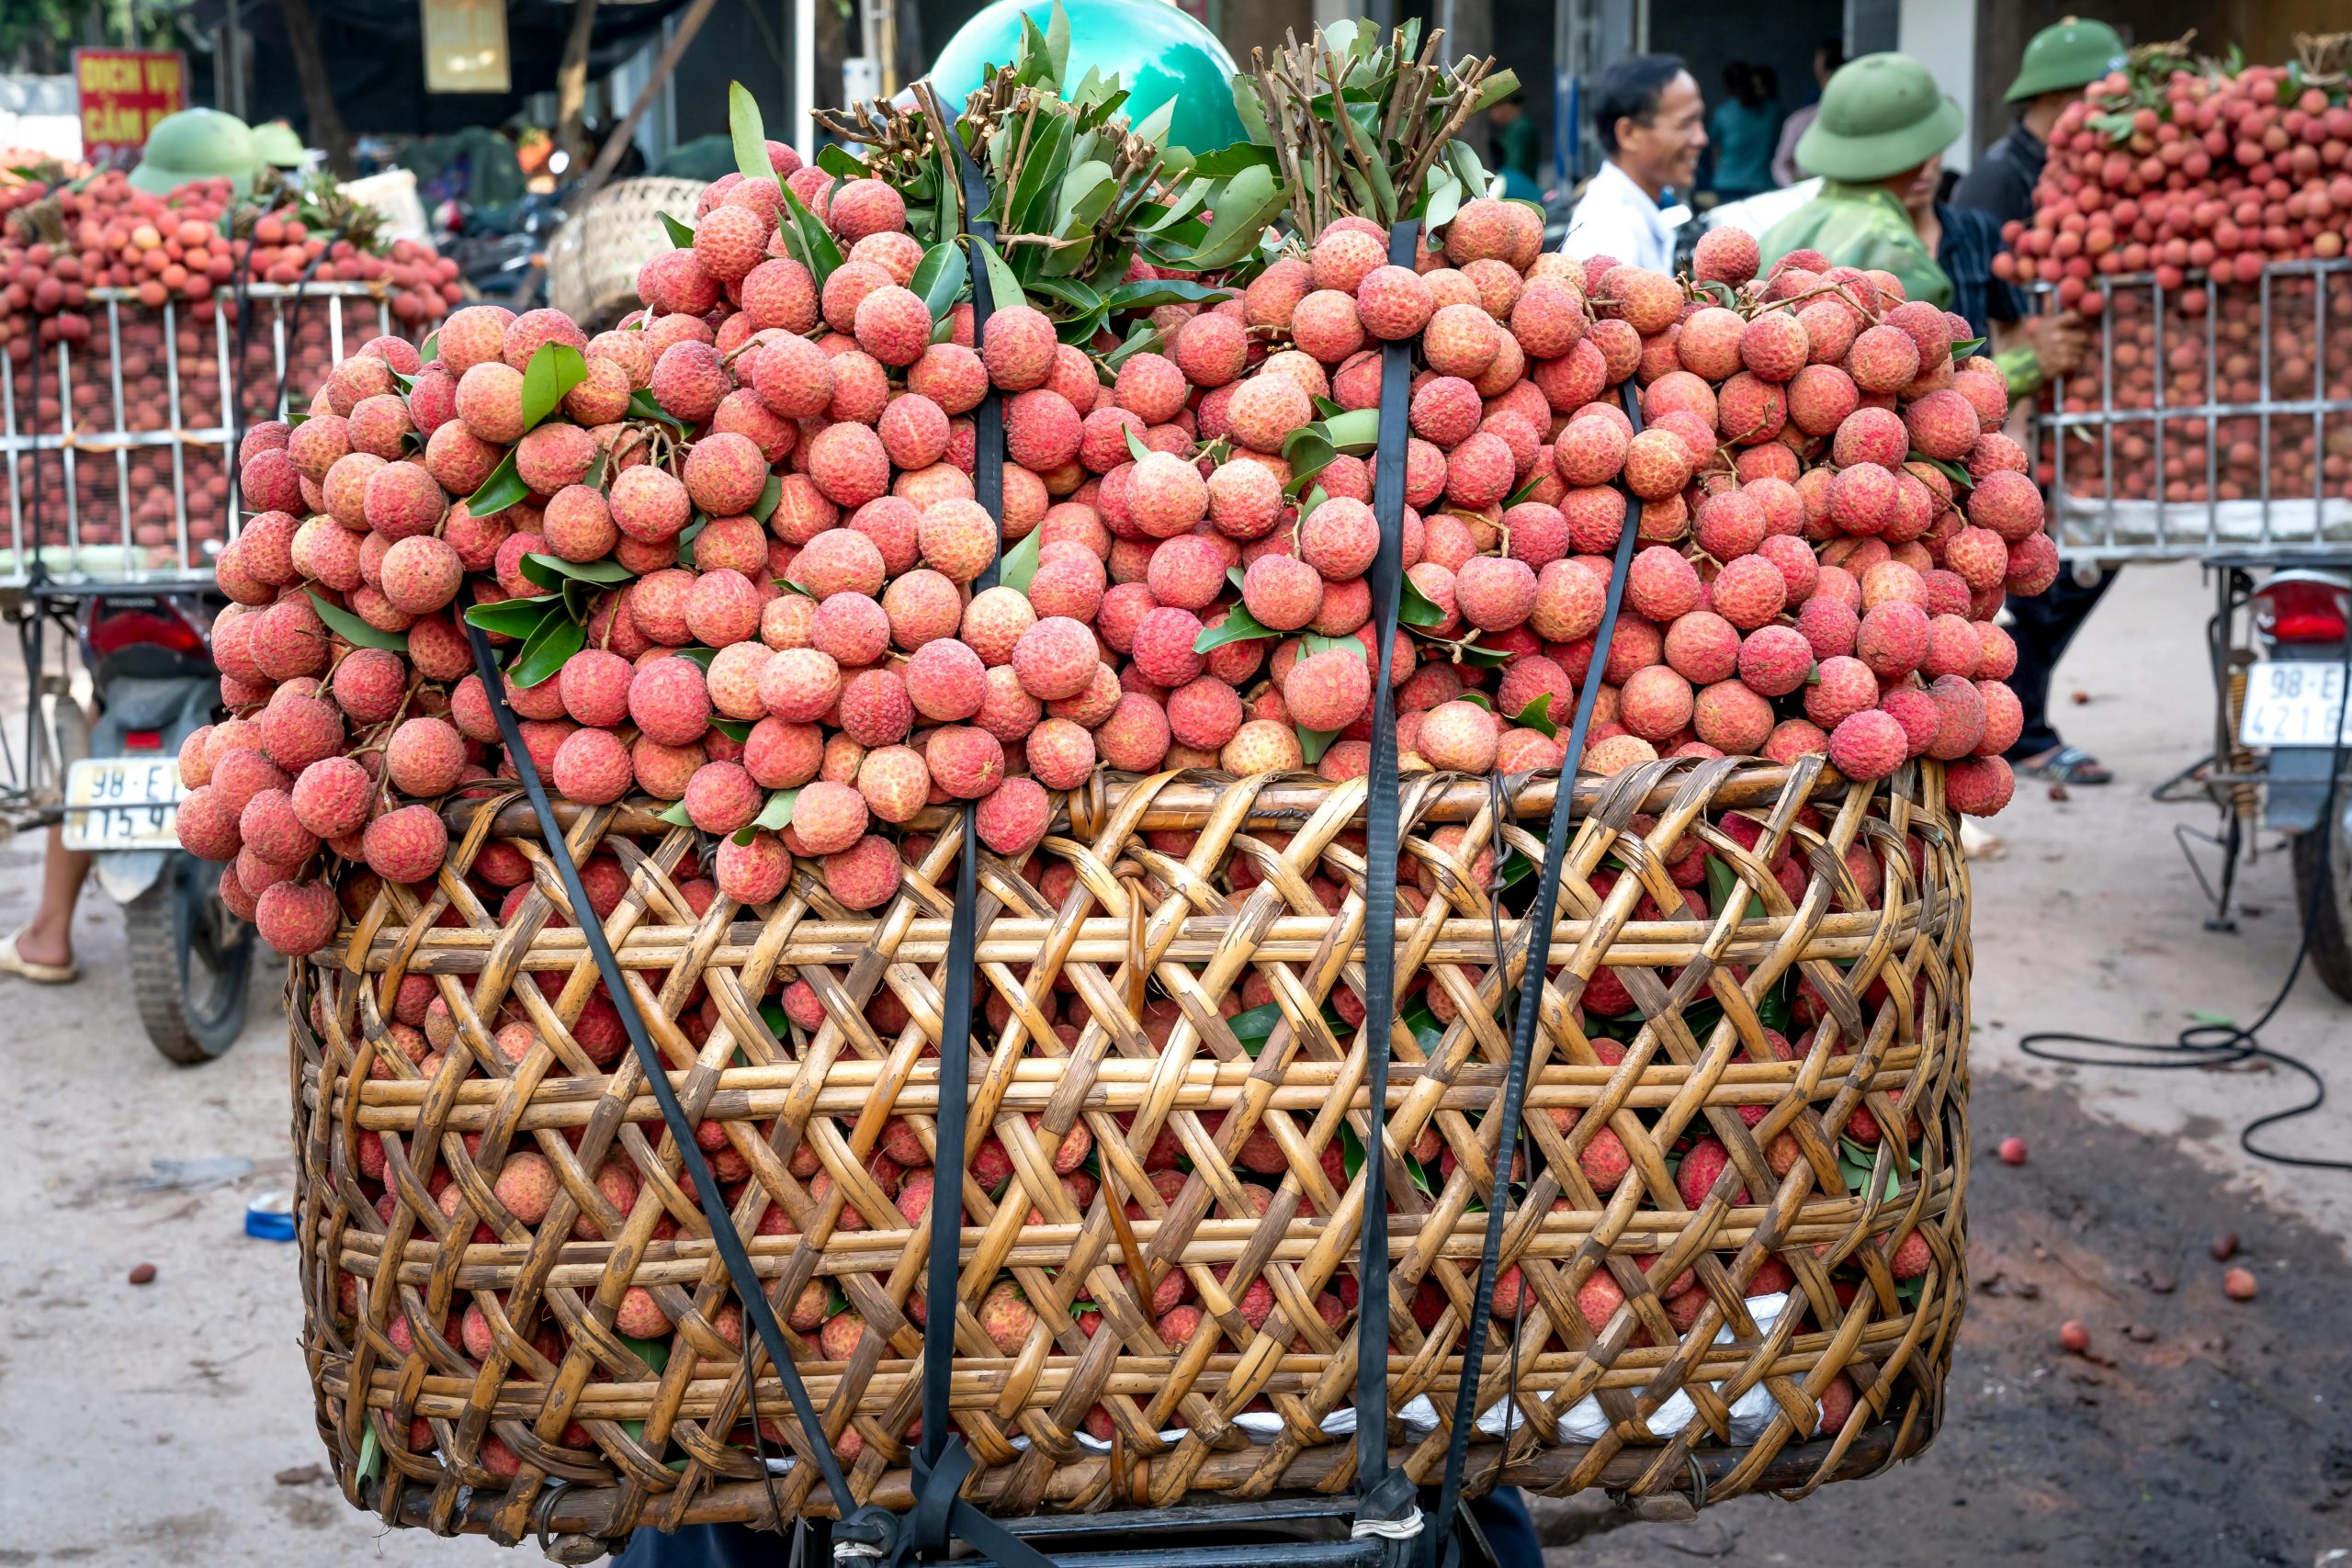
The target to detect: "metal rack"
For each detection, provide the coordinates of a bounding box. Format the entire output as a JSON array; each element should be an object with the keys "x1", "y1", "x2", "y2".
[
  {"x1": 0, "y1": 282, "x2": 401, "y2": 591},
  {"x1": 2039, "y1": 257, "x2": 2352, "y2": 560}
]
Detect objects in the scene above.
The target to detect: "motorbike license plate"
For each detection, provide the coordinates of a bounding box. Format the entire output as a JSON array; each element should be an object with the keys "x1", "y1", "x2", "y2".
[
  {"x1": 62, "y1": 757, "x2": 187, "y2": 852},
  {"x1": 2238, "y1": 660, "x2": 2352, "y2": 748}
]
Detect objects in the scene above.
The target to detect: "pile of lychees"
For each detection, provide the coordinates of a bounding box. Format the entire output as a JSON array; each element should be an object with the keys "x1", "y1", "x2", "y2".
[
  {"x1": 1999, "y1": 45, "x2": 2352, "y2": 505},
  {"x1": 173, "y1": 157, "x2": 2028, "y2": 970}
]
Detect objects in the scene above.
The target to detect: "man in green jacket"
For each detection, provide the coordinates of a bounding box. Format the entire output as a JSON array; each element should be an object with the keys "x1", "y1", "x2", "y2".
[{"x1": 1758, "y1": 52, "x2": 1963, "y2": 310}]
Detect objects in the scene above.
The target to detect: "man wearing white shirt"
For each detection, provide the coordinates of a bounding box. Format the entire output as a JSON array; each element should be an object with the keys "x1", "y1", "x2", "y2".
[{"x1": 1564, "y1": 54, "x2": 1708, "y2": 275}]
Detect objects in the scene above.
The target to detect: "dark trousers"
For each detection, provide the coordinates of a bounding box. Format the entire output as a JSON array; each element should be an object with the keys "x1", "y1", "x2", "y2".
[
  {"x1": 2003, "y1": 567, "x2": 2116, "y2": 761},
  {"x1": 616, "y1": 1488, "x2": 1545, "y2": 1568}
]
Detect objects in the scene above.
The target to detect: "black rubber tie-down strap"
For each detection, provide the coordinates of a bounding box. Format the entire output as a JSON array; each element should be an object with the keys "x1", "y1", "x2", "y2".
[
  {"x1": 460, "y1": 621, "x2": 876, "y2": 1547},
  {"x1": 1424, "y1": 377, "x2": 1650, "y2": 1568},
  {"x1": 876, "y1": 124, "x2": 1058, "y2": 1568},
  {"x1": 1350, "y1": 217, "x2": 1423, "y2": 1553}
]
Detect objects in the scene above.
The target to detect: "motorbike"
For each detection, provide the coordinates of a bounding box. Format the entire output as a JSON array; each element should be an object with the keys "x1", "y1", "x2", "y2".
[
  {"x1": 2215, "y1": 566, "x2": 2352, "y2": 1001},
  {"x1": 56, "y1": 588, "x2": 254, "y2": 1062},
  {"x1": 437, "y1": 183, "x2": 572, "y2": 308}
]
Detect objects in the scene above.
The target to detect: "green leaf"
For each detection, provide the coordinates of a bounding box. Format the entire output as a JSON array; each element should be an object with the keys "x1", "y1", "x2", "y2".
[
  {"x1": 816, "y1": 142, "x2": 865, "y2": 179},
  {"x1": 509, "y1": 611, "x2": 586, "y2": 689},
  {"x1": 419, "y1": 333, "x2": 439, "y2": 366},
  {"x1": 464, "y1": 594, "x2": 562, "y2": 638},
  {"x1": 1951, "y1": 336, "x2": 1987, "y2": 359},
  {"x1": 671, "y1": 646, "x2": 719, "y2": 671},
  {"x1": 1231, "y1": 75, "x2": 1272, "y2": 146},
  {"x1": 521, "y1": 552, "x2": 634, "y2": 591},
  {"x1": 729, "y1": 82, "x2": 777, "y2": 186},
  {"x1": 1142, "y1": 179, "x2": 1211, "y2": 234},
  {"x1": 1176, "y1": 164, "x2": 1283, "y2": 272},
  {"x1": 1028, "y1": 275, "x2": 1103, "y2": 316},
  {"x1": 1399, "y1": 577, "x2": 1446, "y2": 628},
  {"x1": 522, "y1": 345, "x2": 593, "y2": 434},
  {"x1": 750, "y1": 474, "x2": 783, "y2": 523},
  {"x1": 1452, "y1": 640, "x2": 1515, "y2": 669},
  {"x1": 1504, "y1": 468, "x2": 1550, "y2": 507},
  {"x1": 780, "y1": 186, "x2": 842, "y2": 288},
  {"x1": 999, "y1": 526, "x2": 1045, "y2": 594},
  {"x1": 1129, "y1": 97, "x2": 1176, "y2": 152},
  {"x1": 467, "y1": 451, "x2": 529, "y2": 516},
  {"x1": 1124, "y1": 426, "x2": 1153, "y2": 465},
  {"x1": 306, "y1": 590, "x2": 411, "y2": 653},
  {"x1": 969, "y1": 233, "x2": 1023, "y2": 315},
  {"x1": 1005, "y1": 114, "x2": 1073, "y2": 237},
  {"x1": 1909, "y1": 453, "x2": 1973, "y2": 489},
  {"x1": 711, "y1": 716, "x2": 752, "y2": 742},
  {"x1": 1195, "y1": 605, "x2": 1282, "y2": 652},
  {"x1": 1704, "y1": 852, "x2": 1754, "y2": 931},
  {"x1": 1055, "y1": 159, "x2": 1116, "y2": 236},
  {"x1": 1296, "y1": 726, "x2": 1341, "y2": 765},
  {"x1": 1229, "y1": 1001, "x2": 1282, "y2": 1056},
  {"x1": 628, "y1": 389, "x2": 686, "y2": 434},
  {"x1": 1100, "y1": 278, "x2": 1227, "y2": 314},
  {"x1": 674, "y1": 514, "x2": 709, "y2": 570},
  {"x1": 733, "y1": 787, "x2": 801, "y2": 847},
  {"x1": 1313, "y1": 396, "x2": 1345, "y2": 420},
  {"x1": 1187, "y1": 145, "x2": 1277, "y2": 179},
  {"x1": 658, "y1": 211, "x2": 695, "y2": 248},
  {"x1": 357, "y1": 1424, "x2": 382, "y2": 1485},
  {"x1": 1457, "y1": 690, "x2": 1493, "y2": 712},
  {"x1": 657, "y1": 799, "x2": 696, "y2": 828},
  {"x1": 1300, "y1": 634, "x2": 1366, "y2": 660},
  {"x1": 1419, "y1": 168, "x2": 1463, "y2": 231},
  {"x1": 1044, "y1": 0, "x2": 1070, "y2": 81},
  {"x1": 1102, "y1": 321, "x2": 1162, "y2": 368},
  {"x1": 1511, "y1": 694, "x2": 1557, "y2": 739},
  {"x1": 1320, "y1": 408, "x2": 1382, "y2": 454},
  {"x1": 910, "y1": 241, "x2": 969, "y2": 320}
]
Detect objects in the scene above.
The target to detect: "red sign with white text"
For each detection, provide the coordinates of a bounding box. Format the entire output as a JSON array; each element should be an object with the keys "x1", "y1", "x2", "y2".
[{"x1": 74, "y1": 49, "x2": 187, "y2": 162}]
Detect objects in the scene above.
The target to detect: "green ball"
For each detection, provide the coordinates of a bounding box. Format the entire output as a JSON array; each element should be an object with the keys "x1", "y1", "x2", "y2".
[{"x1": 927, "y1": 0, "x2": 1244, "y2": 153}]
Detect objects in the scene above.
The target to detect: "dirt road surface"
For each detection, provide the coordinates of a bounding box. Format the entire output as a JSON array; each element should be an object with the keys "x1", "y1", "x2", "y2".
[{"x1": 1, "y1": 562, "x2": 2346, "y2": 1565}]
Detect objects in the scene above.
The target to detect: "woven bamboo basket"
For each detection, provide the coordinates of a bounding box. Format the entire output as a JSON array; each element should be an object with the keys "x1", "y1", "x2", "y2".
[
  {"x1": 543, "y1": 178, "x2": 708, "y2": 332},
  {"x1": 292, "y1": 752, "x2": 1968, "y2": 1546}
]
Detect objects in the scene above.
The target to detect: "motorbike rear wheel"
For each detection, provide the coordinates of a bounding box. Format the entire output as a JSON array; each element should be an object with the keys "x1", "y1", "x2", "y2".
[
  {"x1": 126, "y1": 854, "x2": 254, "y2": 1063},
  {"x1": 2290, "y1": 814, "x2": 2352, "y2": 1005}
]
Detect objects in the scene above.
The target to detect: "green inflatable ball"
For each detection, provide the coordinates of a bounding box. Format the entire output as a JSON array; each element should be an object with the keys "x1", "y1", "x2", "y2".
[
  {"x1": 130, "y1": 107, "x2": 258, "y2": 197},
  {"x1": 927, "y1": 0, "x2": 1244, "y2": 153}
]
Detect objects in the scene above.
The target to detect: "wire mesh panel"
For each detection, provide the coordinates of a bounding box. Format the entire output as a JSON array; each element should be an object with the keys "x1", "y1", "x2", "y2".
[
  {"x1": 0, "y1": 283, "x2": 409, "y2": 587},
  {"x1": 2039, "y1": 259, "x2": 2352, "y2": 559}
]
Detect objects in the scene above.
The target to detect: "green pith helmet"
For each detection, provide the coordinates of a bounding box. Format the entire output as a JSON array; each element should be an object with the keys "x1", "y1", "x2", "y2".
[
  {"x1": 1794, "y1": 53, "x2": 1964, "y2": 184},
  {"x1": 250, "y1": 121, "x2": 309, "y2": 169},
  {"x1": 129, "y1": 107, "x2": 258, "y2": 197},
  {"x1": 2006, "y1": 17, "x2": 2127, "y2": 103},
  {"x1": 927, "y1": 0, "x2": 1245, "y2": 152}
]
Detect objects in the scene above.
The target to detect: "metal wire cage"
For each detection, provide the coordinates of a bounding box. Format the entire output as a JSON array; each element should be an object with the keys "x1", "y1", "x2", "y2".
[
  {"x1": 0, "y1": 283, "x2": 406, "y2": 589},
  {"x1": 2038, "y1": 258, "x2": 2352, "y2": 560}
]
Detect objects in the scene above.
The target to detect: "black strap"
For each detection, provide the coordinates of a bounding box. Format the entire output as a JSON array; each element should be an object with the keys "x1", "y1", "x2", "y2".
[
  {"x1": 1351, "y1": 218, "x2": 1420, "y2": 1549},
  {"x1": 460, "y1": 620, "x2": 880, "y2": 1547},
  {"x1": 880, "y1": 123, "x2": 1056, "y2": 1568},
  {"x1": 1425, "y1": 378, "x2": 1648, "y2": 1568}
]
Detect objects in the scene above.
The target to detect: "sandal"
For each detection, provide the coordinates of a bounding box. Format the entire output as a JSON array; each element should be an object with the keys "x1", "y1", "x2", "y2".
[
  {"x1": 2015, "y1": 745, "x2": 2112, "y2": 785},
  {"x1": 0, "y1": 930, "x2": 77, "y2": 985}
]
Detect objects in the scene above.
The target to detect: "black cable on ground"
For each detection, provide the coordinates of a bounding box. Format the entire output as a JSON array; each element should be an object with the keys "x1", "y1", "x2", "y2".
[{"x1": 2018, "y1": 632, "x2": 2352, "y2": 1171}]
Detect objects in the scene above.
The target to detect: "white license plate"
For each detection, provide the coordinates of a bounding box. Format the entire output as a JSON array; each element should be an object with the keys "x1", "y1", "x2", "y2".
[
  {"x1": 62, "y1": 756, "x2": 188, "y2": 852},
  {"x1": 2238, "y1": 660, "x2": 2352, "y2": 748}
]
